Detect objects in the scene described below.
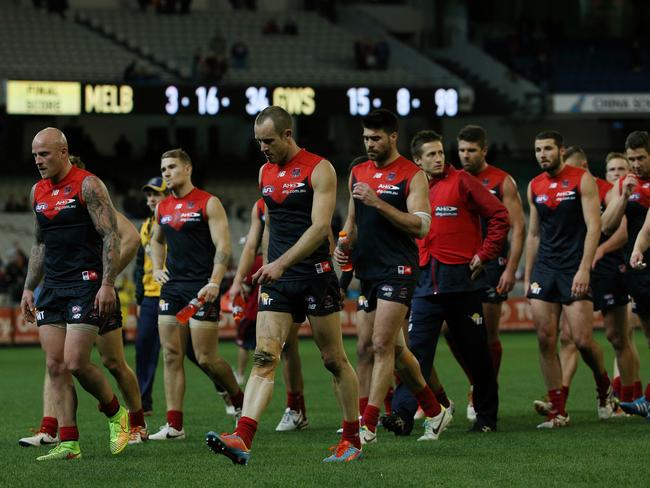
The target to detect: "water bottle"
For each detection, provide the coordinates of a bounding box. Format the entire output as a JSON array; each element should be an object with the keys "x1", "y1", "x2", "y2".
[
  {"x1": 175, "y1": 297, "x2": 205, "y2": 325},
  {"x1": 232, "y1": 294, "x2": 246, "y2": 325},
  {"x1": 337, "y1": 231, "x2": 353, "y2": 272}
]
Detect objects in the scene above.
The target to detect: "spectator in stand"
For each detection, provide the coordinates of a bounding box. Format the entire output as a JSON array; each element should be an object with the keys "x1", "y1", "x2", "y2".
[
  {"x1": 230, "y1": 41, "x2": 249, "y2": 69},
  {"x1": 262, "y1": 18, "x2": 279, "y2": 35},
  {"x1": 283, "y1": 18, "x2": 298, "y2": 35}
]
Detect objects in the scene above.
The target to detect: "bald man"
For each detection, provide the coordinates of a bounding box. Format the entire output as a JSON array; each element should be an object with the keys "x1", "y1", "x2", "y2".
[{"x1": 21, "y1": 128, "x2": 130, "y2": 461}]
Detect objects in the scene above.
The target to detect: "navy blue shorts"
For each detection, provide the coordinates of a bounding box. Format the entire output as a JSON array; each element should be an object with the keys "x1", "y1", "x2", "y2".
[
  {"x1": 159, "y1": 282, "x2": 220, "y2": 322},
  {"x1": 481, "y1": 258, "x2": 508, "y2": 304},
  {"x1": 591, "y1": 268, "x2": 629, "y2": 312},
  {"x1": 358, "y1": 278, "x2": 416, "y2": 313},
  {"x1": 624, "y1": 269, "x2": 650, "y2": 317},
  {"x1": 526, "y1": 267, "x2": 592, "y2": 304}
]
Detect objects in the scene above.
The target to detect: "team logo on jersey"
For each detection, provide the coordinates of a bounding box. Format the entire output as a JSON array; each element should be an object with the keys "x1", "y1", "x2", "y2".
[
  {"x1": 387, "y1": 172, "x2": 396, "y2": 181},
  {"x1": 529, "y1": 282, "x2": 541, "y2": 295},
  {"x1": 377, "y1": 184, "x2": 399, "y2": 196},
  {"x1": 555, "y1": 190, "x2": 576, "y2": 201},
  {"x1": 549, "y1": 182, "x2": 558, "y2": 189},
  {"x1": 82, "y1": 270, "x2": 99, "y2": 281},
  {"x1": 562, "y1": 179, "x2": 570, "y2": 188},
  {"x1": 482, "y1": 178, "x2": 490, "y2": 186},
  {"x1": 161, "y1": 215, "x2": 173, "y2": 224},
  {"x1": 380, "y1": 284, "x2": 394, "y2": 298},
  {"x1": 54, "y1": 198, "x2": 76, "y2": 210},
  {"x1": 64, "y1": 185, "x2": 72, "y2": 195},
  {"x1": 175, "y1": 203, "x2": 183, "y2": 209},
  {"x1": 315, "y1": 261, "x2": 332, "y2": 274},
  {"x1": 180, "y1": 212, "x2": 200, "y2": 218},
  {"x1": 260, "y1": 292, "x2": 274, "y2": 306},
  {"x1": 291, "y1": 168, "x2": 301, "y2": 178},
  {"x1": 35, "y1": 202, "x2": 48, "y2": 212},
  {"x1": 469, "y1": 313, "x2": 483, "y2": 325},
  {"x1": 397, "y1": 265, "x2": 412, "y2": 276},
  {"x1": 435, "y1": 206, "x2": 458, "y2": 217},
  {"x1": 535, "y1": 195, "x2": 549, "y2": 204},
  {"x1": 187, "y1": 201, "x2": 195, "y2": 208},
  {"x1": 262, "y1": 185, "x2": 275, "y2": 195},
  {"x1": 51, "y1": 189, "x2": 60, "y2": 196},
  {"x1": 282, "y1": 182, "x2": 306, "y2": 194},
  {"x1": 373, "y1": 172, "x2": 383, "y2": 179},
  {"x1": 159, "y1": 299, "x2": 169, "y2": 312},
  {"x1": 279, "y1": 171, "x2": 286, "y2": 177}
]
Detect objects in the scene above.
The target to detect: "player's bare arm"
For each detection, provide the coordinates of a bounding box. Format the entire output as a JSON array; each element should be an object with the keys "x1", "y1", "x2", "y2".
[
  {"x1": 115, "y1": 210, "x2": 140, "y2": 274},
  {"x1": 592, "y1": 219, "x2": 627, "y2": 269},
  {"x1": 253, "y1": 159, "x2": 336, "y2": 284},
  {"x1": 231, "y1": 201, "x2": 264, "y2": 299},
  {"x1": 631, "y1": 207, "x2": 650, "y2": 269},
  {"x1": 21, "y1": 185, "x2": 44, "y2": 322},
  {"x1": 82, "y1": 175, "x2": 120, "y2": 316},
  {"x1": 602, "y1": 174, "x2": 636, "y2": 234},
  {"x1": 351, "y1": 170, "x2": 430, "y2": 238},
  {"x1": 333, "y1": 175, "x2": 357, "y2": 267},
  {"x1": 150, "y1": 205, "x2": 168, "y2": 285},
  {"x1": 573, "y1": 172, "x2": 601, "y2": 296},
  {"x1": 524, "y1": 182, "x2": 540, "y2": 293},
  {"x1": 198, "y1": 196, "x2": 231, "y2": 303},
  {"x1": 499, "y1": 175, "x2": 526, "y2": 293}
]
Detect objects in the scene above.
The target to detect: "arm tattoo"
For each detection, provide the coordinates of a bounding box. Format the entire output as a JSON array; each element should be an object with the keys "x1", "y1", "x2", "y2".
[
  {"x1": 83, "y1": 176, "x2": 121, "y2": 286},
  {"x1": 24, "y1": 219, "x2": 45, "y2": 291},
  {"x1": 214, "y1": 249, "x2": 229, "y2": 266}
]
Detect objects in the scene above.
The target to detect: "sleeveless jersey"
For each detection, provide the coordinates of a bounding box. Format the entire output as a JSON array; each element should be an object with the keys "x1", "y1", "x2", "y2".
[
  {"x1": 33, "y1": 165, "x2": 103, "y2": 288},
  {"x1": 593, "y1": 178, "x2": 625, "y2": 275},
  {"x1": 475, "y1": 164, "x2": 510, "y2": 261},
  {"x1": 530, "y1": 164, "x2": 586, "y2": 272},
  {"x1": 157, "y1": 188, "x2": 215, "y2": 284},
  {"x1": 351, "y1": 156, "x2": 421, "y2": 280},
  {"x1": 260, "y1": 148, "x2": 331, "y2": 281},
  {"x1": 623, "y1": 177, "x2": 650, "y2": 264}
]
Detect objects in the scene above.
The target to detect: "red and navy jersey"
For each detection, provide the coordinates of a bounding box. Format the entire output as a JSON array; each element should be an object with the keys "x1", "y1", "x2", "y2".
[
  {"x1": 157, "y1": 188, "x2": 215, "y2": 284},
  {"x1": 419, "y1": 164, "x2": 509, "y2": 266},
  {"x1": 260, "y1": 148, "x2": 331, "y2": 281},
  {"x1": 593, "y1": 178, "x2": 625, "y2": 276},
  {"x1": 475, "y1": 164, "x2": 510, "y2": 261},
  {"x1": 351, "y1": 156, "x2": 421, "y2": 280},
  {"x1": 530, "y1": 165, "x2": 587, "y2": 272},
  {"x1": 33, "y1": 165, "x2": 103, "y2": 287},
  {"x1": 623, "y1": 176, "x2": 650, "y2": 265}
]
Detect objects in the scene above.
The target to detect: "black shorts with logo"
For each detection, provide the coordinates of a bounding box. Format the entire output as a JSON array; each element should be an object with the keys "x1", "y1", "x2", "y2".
[
  {"x1": 526, "y1": 266, "x2": 592, "y2": 304},
  {"x1": 36, "y1": 284, "x2": 122, "y2": 334},
  {"x1": 481, "y1": 258, "x2": 508, "y2": 304},
  {"x1": 358, "y1": 277, "x2": 416, "y2": 313},
  {"x1": 159, "y1": 281, "x2": 220, "y2": 322},
  {"x1": 258, "y1": 273, "x2": 341, "y2": 324},
  {"x1": 624, "y1": 269, "x2": 650, "y2": 317},
  {"x1": 591, "y1": 268, "x2": 629, "y2": 312}
]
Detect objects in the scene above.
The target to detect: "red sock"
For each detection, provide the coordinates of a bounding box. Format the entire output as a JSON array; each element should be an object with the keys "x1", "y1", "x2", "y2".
[
  {"x1": 594, "y1": 371, "x2": 611, "y2": 399},
  {"x1": 342, "y1": 419, "x2": 361, "y2": 450},
  {"x1": 359, "y1": 397, "x2": 369, "y2": 416},
  {"x1": 230, "y1": 390, "x2": 244, "y2": 409},
  {"x1": 41, "y1": 416, "x2": 58, "y2": 437},
  {"x1": 167, "y1": 410, "x2": 183, "y2": 431},
  {"x1": 383, "y1": 387, "x2": 394, "y2": 415},
  {"x1": 59, "y1": 425, "x2": 79, "y2": 442},
  {"x1": 561, "y1": 385, "x2": 570, "y2": 406},
  {"x1": 433, "y1": 387, "x2": 451, "y2": 409},
  {"x1": 99, "y1": 395, "x2": 120, "y2": 418},
  {"x1": 549, "y1": 388, "x2": 567, "y2": 416},
  {"x1": 612, "y1": 376, "x2": 621, "y2": 398},
  {"x1": 645, "y1": 382, "x2": 650, "y2": 399},
  {"x1": 488, "y1": 340, "x2": 503, "y2": 376},
  {"x1": 633, "y1": 380, "x2": 643, "y2": 399},
  {"x1": 235, "y1": 416, "x2": 258, "y2": 449},
  {"x1": 446, "y1": 333, "x2": 475, "y2": 383},
  {"x1": 415, "y1": 386, "x2": 442, "y2": 417},
  {"x1": 287, "y1": 391, "x2": 301, "y2": 411},
  {"x1": 129, "y1": 409, "x2": 145, "y2": 428},
  {"x1": 362, "y1": 404, "x2": 380, "y2": 433},
  {"x1": 298, "y1": 394, "x2": 307, "y2": 419},
  {"x1": 621, "y1": 385, "x2": 635, "y2": 402}
]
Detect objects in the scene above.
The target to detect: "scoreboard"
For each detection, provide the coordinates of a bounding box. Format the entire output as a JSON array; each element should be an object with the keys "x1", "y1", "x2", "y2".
[{"x1": 5, "y1": 80, "x2": 466, "y2": 118}]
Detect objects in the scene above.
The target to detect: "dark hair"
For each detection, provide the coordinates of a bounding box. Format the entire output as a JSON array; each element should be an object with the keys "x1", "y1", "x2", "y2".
[
  {"x1": 605, "y1": 152, "x2": 629, "y2": 165},
  {"x1": 255, "y1": 105, "x2": 293, "y2": 134},
  {"x1": 535, "y1": 130, "x2": 564, "y2": 148},
  {"x1": 161, "y1": 148, "x2": 192, "y2": 165},
  {"x1": 362, "y1": 109, "x2": 398, "y2": 134},
  {"x1": 457, "y1": 125, "x2": 487, "y2": 149},
  {"x1": 69, "y1": 155, "x2": 85, "y2": 169},
  {"x1": 625, "y1": 131, "x2": 650, "y2": 153},
  {"x1": 564, "y1": 145, "x2": 587, "y2": 162},
  {"x1": 347, "y1": 155, "x2": 367, "y2": 174},
  {"x1": 410, "y1": 130, "x2": 443, "y2": 159}
]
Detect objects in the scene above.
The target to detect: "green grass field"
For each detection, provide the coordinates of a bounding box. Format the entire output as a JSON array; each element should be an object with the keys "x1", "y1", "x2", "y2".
[{"x1": 1, "y1": 331, "x2": 648, "y2": 487}]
